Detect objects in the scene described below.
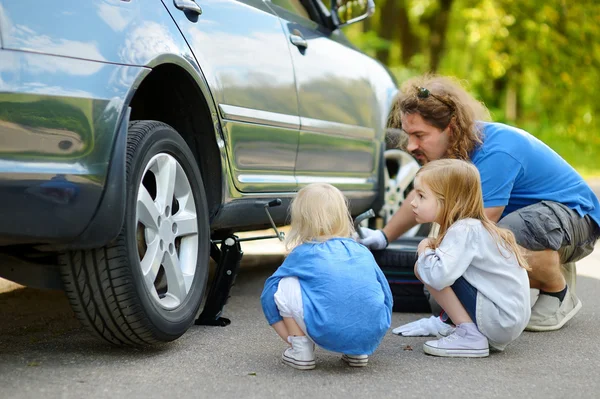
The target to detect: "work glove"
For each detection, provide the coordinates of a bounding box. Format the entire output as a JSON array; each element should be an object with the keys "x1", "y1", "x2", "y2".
[
  {"x1": 392, "y1": 316, "x2": 455, "y2": 337},
  {"x1": 355, "y1": 227, "x2": 388, "y2": 250}
]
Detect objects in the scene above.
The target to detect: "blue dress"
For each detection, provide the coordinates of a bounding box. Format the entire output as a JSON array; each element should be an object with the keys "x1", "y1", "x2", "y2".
[{"x1": 261, "y1": 238, "x2": 393, "y2": 355}]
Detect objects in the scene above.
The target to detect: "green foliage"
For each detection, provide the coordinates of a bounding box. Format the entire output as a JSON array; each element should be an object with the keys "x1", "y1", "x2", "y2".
[
  {"x1": 344, "y1": 29, "x2": 391, "y2": 54},
  {"x1": 345, "y1": 0, "x2": 600, "y2": 176}
]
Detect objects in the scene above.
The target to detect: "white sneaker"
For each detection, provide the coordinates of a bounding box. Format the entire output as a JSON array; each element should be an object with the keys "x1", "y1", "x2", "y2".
[
  {"x1": 342, "y1": 354, "x2": 368, "y2": 367},
  {"x1": 436, "y1": 322, "x2": 456, "y2": 338},
  {"x1": 526, "y1": 286, "x2": 582, "y2": 332},
  {"x1": 424, "y1": 324, "x2": 489, "y2": 358},
  {"x1": 282, "y1": 336, "x2": 315, "y2": 370}
]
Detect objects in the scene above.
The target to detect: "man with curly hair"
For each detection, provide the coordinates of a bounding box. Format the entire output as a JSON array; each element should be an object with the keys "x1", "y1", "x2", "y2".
[{"x1": 360, "y1": 74, "x2": 600, "y2": 332}]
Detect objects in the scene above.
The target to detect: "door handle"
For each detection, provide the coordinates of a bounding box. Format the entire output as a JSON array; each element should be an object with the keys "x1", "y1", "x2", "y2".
[
  {"x1": 174, "y1": 0, "x2": 202, "y2": 15},
  {"x1": 289, "y1": 34, "x2": 308, "y2": 49}
]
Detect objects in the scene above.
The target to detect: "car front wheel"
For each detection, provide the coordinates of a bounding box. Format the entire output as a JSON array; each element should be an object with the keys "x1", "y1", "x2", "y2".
[{"x1": 60, "y1": 121, "x2": 210, "y2": 346}]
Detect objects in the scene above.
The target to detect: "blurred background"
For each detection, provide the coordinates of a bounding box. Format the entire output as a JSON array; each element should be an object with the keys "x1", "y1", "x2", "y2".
[{"x1": 342, "y1": 0, "x2": 600, "y2": 177}]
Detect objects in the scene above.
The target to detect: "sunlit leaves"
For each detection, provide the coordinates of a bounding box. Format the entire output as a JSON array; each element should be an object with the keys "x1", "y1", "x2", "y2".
[{"x1": 344, "y1": 0, "x2": 600, "y2": 172}]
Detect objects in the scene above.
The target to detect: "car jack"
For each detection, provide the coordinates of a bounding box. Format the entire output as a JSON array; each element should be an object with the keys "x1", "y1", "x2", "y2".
[{"x1": 195, "y1": 199, "x2": 285, "y2": 327}]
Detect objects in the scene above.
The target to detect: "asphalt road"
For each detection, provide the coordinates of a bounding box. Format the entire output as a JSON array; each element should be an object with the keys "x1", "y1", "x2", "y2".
[
  {"x1": 1, "y1": 181, "x2": 599, "y2": 399},
  {"x1": 1, "y1": 248, "x2": 599, "y2": 398}
]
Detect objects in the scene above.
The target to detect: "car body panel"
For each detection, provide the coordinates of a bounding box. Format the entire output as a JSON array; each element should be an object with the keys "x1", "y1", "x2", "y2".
[
  {"x1": 0, "y1": 49, "x2": 146, "y2": 244},
  {"x1": 266, "y1": 3, "x2": 393, "y2": 193},
  {"x1": 1, "y1": 0, "x2": 167, "y2": 66},
  {"x1": 0, "y1": 0, "x2": 206, "y2": 243},
  {"x1": 163, "y1": 0, "x2": 301, "y2": 193},
  {"x1": 0, "y1": 0, "x2": 398, "y2": 245}
]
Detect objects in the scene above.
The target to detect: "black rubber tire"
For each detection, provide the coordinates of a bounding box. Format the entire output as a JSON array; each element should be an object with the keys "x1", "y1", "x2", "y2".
[
  {"x1": 60, "y1": 121, "x2": 210, "y2": 346},
  {"x1": 371, "y1": 147, "x2": 431, "y2": 236},
  {"x1": 372, "y1": 237, "x2": 431, "y2": 313}
]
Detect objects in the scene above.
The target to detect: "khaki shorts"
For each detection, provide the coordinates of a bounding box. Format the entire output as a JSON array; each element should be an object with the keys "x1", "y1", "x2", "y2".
[{"x1": 497, "y1": 201, "x2": 600, "y2": 264}]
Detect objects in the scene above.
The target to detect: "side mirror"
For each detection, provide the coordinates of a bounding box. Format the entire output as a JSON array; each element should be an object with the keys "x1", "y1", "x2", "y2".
[{"x1": 331, "y1": 0, "x2": 376, "y2": 28}]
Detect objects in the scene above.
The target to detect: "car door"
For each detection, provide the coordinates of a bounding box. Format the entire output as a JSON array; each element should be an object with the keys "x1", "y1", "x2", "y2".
[
  {"x1": 266, "y1": 0, "x2": 380, "y2": 193},
  {"x1": 162, "y1": 0, "x2": 300, "y2": 193}
]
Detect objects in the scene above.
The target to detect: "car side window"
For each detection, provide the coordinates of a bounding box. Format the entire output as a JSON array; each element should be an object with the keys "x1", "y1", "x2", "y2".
[{"x1": 270, "y1": 0, "x2": 311, "y2": 20}]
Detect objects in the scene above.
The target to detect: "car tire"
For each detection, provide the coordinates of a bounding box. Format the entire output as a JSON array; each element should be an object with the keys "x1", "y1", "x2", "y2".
[
  {"x1": 60, "y1": 121, "x2": 210, "y2": 346},
  {"x1": 380, "y1": 149, "x2": 430, "y2": 237},
  {"x1": 371, "y1": 236, "x2": 431, "y2": 313}
]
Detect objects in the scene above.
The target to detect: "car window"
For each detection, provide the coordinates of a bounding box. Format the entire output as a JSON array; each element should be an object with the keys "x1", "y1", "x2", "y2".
[{"x1": 270, "y1": 0, "x2": 311, "y2": 20}]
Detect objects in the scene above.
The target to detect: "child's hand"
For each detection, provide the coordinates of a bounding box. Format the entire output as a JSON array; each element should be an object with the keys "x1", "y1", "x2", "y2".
[{"x1": 417, "y1": 237, "x2": 433, "y2": 254}]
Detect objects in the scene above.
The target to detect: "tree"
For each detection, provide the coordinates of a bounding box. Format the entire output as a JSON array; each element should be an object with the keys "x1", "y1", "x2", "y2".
[{"x1": 346, "y1": 0, "x2": 600, "y2": 173}]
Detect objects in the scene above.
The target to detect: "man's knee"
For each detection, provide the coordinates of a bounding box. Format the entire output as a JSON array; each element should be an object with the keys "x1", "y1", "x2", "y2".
[{"x1": 498, "y1": 201, "x2": 598, "y2": 264}]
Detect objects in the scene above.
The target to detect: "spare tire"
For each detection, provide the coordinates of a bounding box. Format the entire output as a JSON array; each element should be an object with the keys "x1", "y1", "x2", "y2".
[{"x1": 372, "y1": 237, "x2": 431, "y2": 313}]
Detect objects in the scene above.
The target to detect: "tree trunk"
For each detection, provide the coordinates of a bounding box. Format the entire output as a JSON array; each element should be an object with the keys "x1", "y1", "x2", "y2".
[
  {"x1": 362, "y1": 14, "x2": 372, "y2": 32},
  {"x1": 398, "y1": 0, "x2": 418, "y2": 65},
  {"x1": 427, "y1": 0, "x2": 454, "y2": 72},
  {"x1": 375, "y1": 0, "x2": 398, "y2": 64},
  {"x1": 491, "y1": 76, "x2": 508, "y2": 112},
  {"x1": 505, "y1": 85, "x2": 517, "y2": 122}
]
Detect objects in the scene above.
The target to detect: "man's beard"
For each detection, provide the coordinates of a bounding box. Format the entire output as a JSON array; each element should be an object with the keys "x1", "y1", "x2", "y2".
[{"x1": 411, "y1": 150, "x2": 427, "y2": 165}]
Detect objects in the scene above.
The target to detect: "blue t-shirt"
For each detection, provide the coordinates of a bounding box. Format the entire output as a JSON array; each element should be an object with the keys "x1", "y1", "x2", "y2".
[
  {"x1": 471, "y1": 122, "x2": 600, "y2": 227},
  {"x1": 260, "y1": 238, "x2": 392, "y2": 355}
]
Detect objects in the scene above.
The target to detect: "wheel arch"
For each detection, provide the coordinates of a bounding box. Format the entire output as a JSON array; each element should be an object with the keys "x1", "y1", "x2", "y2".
[{"x1": 127, "y1": 56, "x2": 224, "y2": 221}]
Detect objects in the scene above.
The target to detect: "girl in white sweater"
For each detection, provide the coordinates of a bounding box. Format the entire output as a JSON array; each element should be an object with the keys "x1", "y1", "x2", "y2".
[{"x1": 412, "y1": 159, "x2": 531, "y2": 357}]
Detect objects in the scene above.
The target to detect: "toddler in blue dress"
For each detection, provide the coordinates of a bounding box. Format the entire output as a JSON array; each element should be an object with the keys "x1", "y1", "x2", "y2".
[{"x1": 261, "y1": 183, "x2": 393, "y2": 370}]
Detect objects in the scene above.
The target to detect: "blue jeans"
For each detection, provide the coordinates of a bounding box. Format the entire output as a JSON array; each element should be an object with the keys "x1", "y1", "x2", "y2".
[{"x1": 450, "y1": 276, "x2": 478, "y2": 325}]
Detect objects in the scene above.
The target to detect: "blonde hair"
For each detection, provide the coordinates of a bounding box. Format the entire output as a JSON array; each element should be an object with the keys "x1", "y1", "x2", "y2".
[
  {"x1": 285, "y1": 183, "x2": 355, "y2": 250},
  {"x1": 388, "y1": 74, "x2": 491, "y2": 160},
  {"x1": 417, "y1": 159, "x2": 529, "y2": 270}
]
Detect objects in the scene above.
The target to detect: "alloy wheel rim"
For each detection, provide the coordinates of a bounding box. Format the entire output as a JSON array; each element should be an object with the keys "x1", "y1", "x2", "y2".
[
  {"x1": 382, "y1": 149, "x2": 419, "y2": 219},
  {"x1": 382, "y1": 149, "x2": 421, "y2": 236},
  {"x1": 135, "y1": 153, "x2": 198, "y2": 310}
]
